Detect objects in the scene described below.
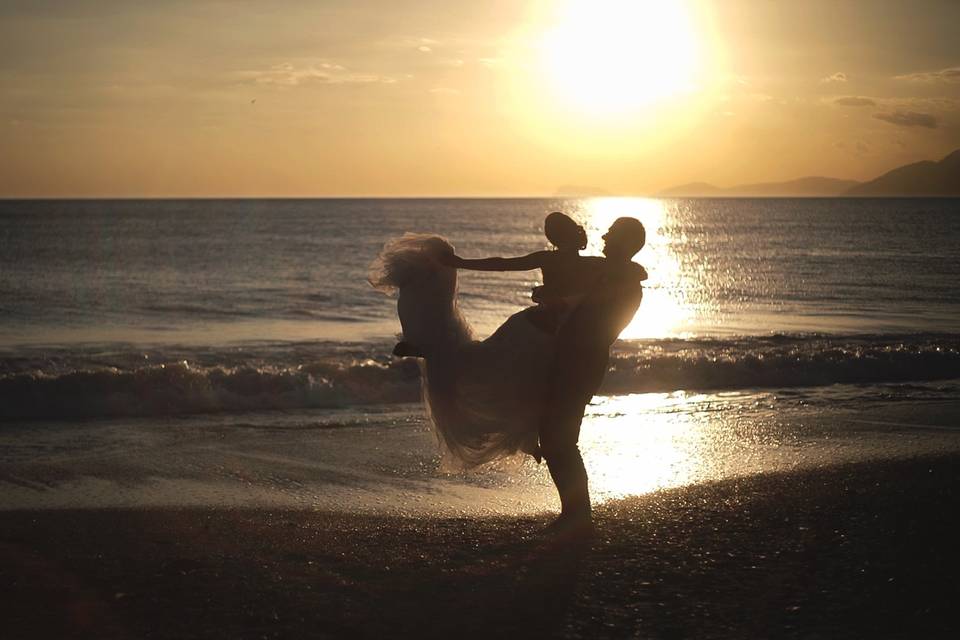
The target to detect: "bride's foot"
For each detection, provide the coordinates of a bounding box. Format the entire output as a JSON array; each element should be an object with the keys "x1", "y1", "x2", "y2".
[{"x1": 392, "y1": 341, "x2": 424, "y2": 358}]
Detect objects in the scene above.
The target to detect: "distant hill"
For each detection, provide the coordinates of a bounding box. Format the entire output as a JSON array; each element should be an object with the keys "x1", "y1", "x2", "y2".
[
  {"x1": 659, "y1": 177, "x2": 859, "y2": 197},
  {"x1": 845, "y1": 149, "x2": 960, "y2": 196},
  {"x1": 658, "y1": 149, "x2": 960, "y2": 197}
]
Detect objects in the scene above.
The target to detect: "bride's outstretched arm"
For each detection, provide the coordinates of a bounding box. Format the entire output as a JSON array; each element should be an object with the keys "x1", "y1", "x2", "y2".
[{"x1": 442, "y1": 250, "x2": 550, "y2": 272}]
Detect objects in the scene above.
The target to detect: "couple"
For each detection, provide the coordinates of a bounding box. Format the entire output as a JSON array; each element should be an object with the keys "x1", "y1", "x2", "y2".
[{"x1": 370, "y1": 214, "x2": 646, "y2": 529}]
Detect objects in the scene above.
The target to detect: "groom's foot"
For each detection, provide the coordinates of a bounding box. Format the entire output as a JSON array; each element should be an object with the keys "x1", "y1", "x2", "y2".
[
  {"x1": 392, "y1": 341, "x2": 424, "y2": 358},
  {"x1": 540, "y1": 511, "x2": 594, "y2": 540}
]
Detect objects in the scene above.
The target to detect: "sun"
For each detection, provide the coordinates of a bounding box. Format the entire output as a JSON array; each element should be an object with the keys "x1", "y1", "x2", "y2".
[{"x1": 539, "y1": 0, "x2": 701, "y2": 117}]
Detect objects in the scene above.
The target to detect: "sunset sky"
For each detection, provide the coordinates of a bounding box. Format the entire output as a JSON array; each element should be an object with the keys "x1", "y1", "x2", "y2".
[{"x1": 2, "y1": 0, "x2": 959, "y2": 197}]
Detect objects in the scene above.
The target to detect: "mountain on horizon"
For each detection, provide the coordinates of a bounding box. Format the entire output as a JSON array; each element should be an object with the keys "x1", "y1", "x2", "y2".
[
  {"x1": 658, "y1": 177, "x2": 859, "y2": 197},
  {"x1": 846, "y1": 149, "x2": 960, "y2": 196},
  {"x1": 658, "y1": 149, "x2": 960, "y2": 197}
]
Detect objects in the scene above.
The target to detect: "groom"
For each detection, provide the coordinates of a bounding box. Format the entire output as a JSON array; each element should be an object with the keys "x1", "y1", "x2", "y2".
[{"x1": 540, "y1": 217, "x2": 646, "y2": 530}]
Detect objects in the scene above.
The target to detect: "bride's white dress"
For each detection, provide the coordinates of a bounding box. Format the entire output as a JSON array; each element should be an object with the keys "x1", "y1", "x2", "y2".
[{"x1": 369, "y1": 233, "x2": 554, "y2": 467}]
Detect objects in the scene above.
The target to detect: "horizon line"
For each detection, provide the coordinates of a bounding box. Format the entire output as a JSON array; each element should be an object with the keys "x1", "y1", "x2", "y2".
[{"x1": 2, "y1": 194, "x2": 958, "y2": 201}]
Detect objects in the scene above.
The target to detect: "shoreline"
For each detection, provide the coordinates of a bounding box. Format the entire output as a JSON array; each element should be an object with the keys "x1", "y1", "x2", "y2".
[{"x1": 4, "y1": 453, "x2": 959, "y2": 639}]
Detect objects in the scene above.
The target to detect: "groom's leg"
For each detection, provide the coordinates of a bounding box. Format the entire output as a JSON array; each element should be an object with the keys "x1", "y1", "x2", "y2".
[
  {"x1": 544, "y1": 443, "x2": 590, "y2": 519},
  {"x1": 540, "y1": 348, "x2": 610, "y2": 521},
  {"x1": 540, "y1": 393, "x2": 592, "y2": 520}
]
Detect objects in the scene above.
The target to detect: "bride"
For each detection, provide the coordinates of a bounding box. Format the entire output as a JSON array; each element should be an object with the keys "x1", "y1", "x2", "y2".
[{"x1": 368, "y1": 213, "x2": 606, "y2": 468}]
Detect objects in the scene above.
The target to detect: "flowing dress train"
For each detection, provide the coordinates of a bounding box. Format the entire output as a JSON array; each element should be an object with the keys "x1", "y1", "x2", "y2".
[{"x1": 369, "y1": 233, "x2": 554, "y2": 467}]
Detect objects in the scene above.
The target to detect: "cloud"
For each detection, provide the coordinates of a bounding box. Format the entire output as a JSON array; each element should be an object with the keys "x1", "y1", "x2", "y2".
[
  {"x1": 834, "y1": 96, "x2": 876, "y2": 107},
  {"x1": 835, "y1": 140, "x2": 871, "y2": 156},
  {"x1": 882, "y1": 97, "x2": 960, "y2": 112},
  {"x1": 385, "y1": 36, "x2": 439, "y2": 51},
  {"x1": 821, "y1": 72, "x2": 847, "y2": 83},
  {"x1": 894, "y1": 67, "x2": 960, "y2": 83},
  {"x1": 242, "y1": 62, "x2": 395, "y2": 86},
  {"x1": 428, "y1": 87, "x2": 460, "y2": 95},
  {"x1": 872, "y1": 110, "x2": 938, "y2": 129}
]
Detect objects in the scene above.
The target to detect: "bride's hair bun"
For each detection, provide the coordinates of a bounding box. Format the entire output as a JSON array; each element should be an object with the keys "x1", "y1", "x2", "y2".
[{"x1": 544, "y1": 211, "x2": 585, "y2": 250}]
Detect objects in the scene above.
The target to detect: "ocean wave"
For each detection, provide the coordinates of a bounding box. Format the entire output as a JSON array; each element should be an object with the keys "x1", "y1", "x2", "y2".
[
  {"x1": 1, "y1": 333, "x2": 958, "y2": 421},
  {"x1": 603, "y1": 333, "x2": 960, "y2": 394},
  {"x1": 0, "y1": 358, "x2": 422, "y2": 421}
]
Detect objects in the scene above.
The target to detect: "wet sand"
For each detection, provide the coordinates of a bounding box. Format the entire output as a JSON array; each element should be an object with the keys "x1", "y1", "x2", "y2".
[{"x1": 3, "y1": 453, "x2": 958, "y2": 640}]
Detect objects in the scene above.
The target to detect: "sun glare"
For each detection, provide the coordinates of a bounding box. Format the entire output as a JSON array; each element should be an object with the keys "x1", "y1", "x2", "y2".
[
  {"x1": 539, "y1": 0, "x2": 701, "y2": 117},
  {"x1": 580, "y1": 392, "x2": 709, "y2": 500},
  {"x1": 573, "y1": 197, "x2": 696, "y2": 339}
]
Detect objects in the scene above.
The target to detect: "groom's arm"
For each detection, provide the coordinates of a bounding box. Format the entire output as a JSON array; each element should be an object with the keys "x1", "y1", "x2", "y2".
[{"x1": 445, "y1": 251, "x2": 550, "y2": 272}]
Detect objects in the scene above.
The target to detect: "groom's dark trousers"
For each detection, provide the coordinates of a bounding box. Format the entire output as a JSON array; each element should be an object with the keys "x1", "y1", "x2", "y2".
[
  {"x1": 539, "y1": 341, "x2": 609, "y2": 518},
  {"x1": 539, "y1": 270, "x2": 643, "y2": 519}
]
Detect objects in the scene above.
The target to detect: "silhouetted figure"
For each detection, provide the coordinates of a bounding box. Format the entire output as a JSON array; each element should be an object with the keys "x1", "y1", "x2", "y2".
[
  {"x1": 446, "y1": 213, "x2": 647, "y2": 526},
  {"x1": 440, "y1": 212, "x2": 609, "y2": 462},
  {"x1": 371, "y1": 232, "x2": 554, "y2": 466},
  {"x1": 391, "y1": 212, "x2": 597, "y2": 359},
  {"x1": 368, "y1": 214, "x2": 647, "y2": 505},
  {"x1": 540, "y1": 217, "x2": 646, "y2": 531},
  {"x1": 445, "y1": 212, "x2": 605, "y2": 334}
]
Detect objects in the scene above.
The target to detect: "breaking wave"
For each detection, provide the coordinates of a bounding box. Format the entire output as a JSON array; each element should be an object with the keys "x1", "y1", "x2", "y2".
[
  {"x1": 1, "y1": 333, "x2": 958, "y2": 421},
  {"x1": 0, "y1": 358, "x2": 422, "y2": 421},
  {"x1": 602, "y1": 333, "x2": 960, "y2": 395}
]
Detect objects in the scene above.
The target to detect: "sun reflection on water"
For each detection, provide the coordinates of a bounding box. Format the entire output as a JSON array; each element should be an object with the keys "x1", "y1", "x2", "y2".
[
  {"x1": 569, "y1": 197, "x2": 700, "y2": 339},
  {"x1": 578, "y1": 392, "x2": 714, "y2": 501}
]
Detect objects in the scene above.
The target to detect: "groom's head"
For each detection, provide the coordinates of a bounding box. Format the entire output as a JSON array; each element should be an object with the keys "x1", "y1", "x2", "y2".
[{"x1": 602, "y1": 217, "x2": 645, "y2": 260}]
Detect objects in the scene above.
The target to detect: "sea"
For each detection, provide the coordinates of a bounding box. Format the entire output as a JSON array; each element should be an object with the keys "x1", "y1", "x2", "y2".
[{"x1": 2, "y1": 197, "x2": 959, "y2": 514}]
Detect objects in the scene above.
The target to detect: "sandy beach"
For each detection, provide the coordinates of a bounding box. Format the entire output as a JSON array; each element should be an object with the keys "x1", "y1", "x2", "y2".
[{"x1": 4, "y1": 452, "x2": 958, "y2": 640}]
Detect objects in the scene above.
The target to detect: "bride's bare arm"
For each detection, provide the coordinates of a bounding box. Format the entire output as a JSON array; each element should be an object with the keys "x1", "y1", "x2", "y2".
[{"x1": 443, "y1": 250, "x2": 550, "y2": 272}]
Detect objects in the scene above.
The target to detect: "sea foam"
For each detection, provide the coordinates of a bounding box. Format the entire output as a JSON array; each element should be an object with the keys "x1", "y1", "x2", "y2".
[{"x1": 2, "y1": 333, "x2": 958, "y2": 421}]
